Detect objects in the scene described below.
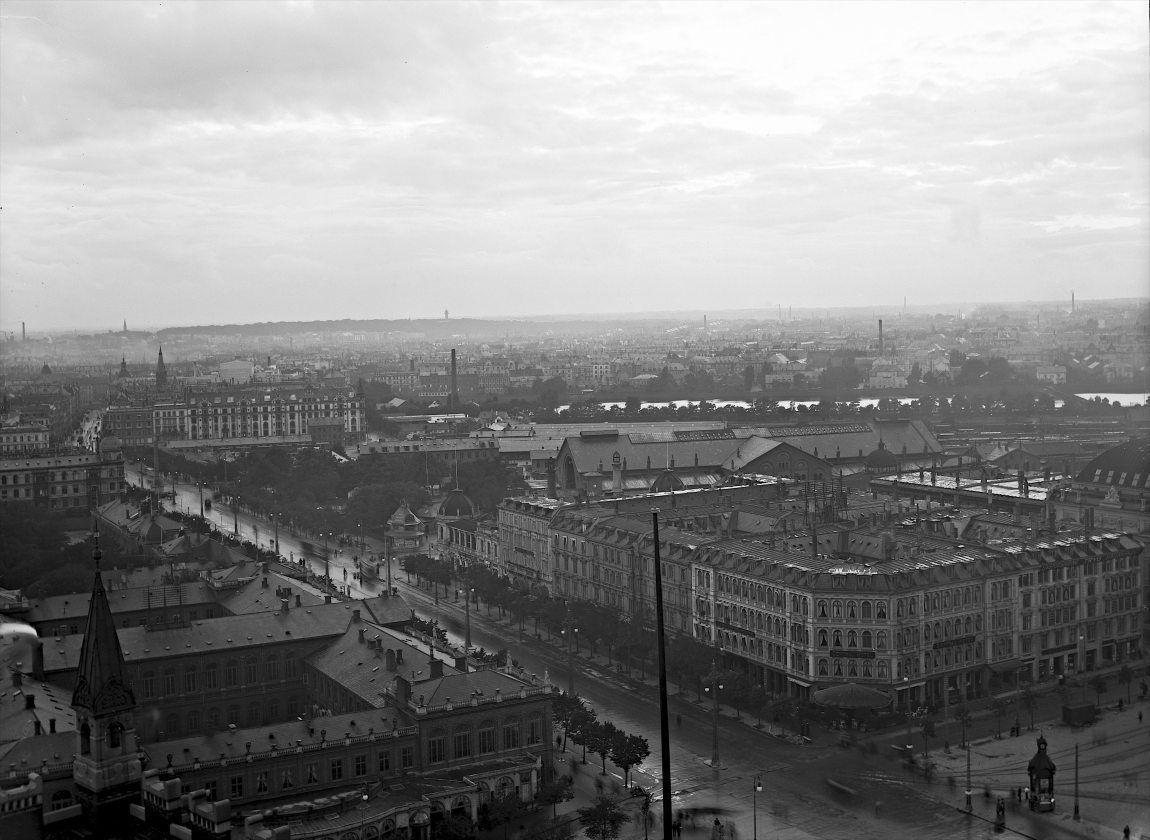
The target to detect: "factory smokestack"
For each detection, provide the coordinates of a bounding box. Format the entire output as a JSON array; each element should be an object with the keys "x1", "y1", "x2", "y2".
[
  {"x1": 22, "y1": 322, "x2": 26, "y2": 342},
  {"x1": 878, "y1": 319, "x2": 883, "y2": 356},
  {"x1": 450, "y1": 348, "x2": 458, "y2": 412},
  {"x1": 1071, "y1": 290, "x2": 1075, "y2": 313}
]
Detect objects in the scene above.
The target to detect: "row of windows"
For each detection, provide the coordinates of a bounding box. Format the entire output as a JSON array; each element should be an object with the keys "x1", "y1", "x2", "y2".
[
  {"x1": 153, "y1": 696, "x2": 299, "y2": 737},
  {"x1": 226, "y1": 747, "x2": 415, "y2": 799},
  {"x1": 140, "y1": 656, "x2": 297, "y2": 698},
  {"x1": 816, "y1": 600, "x2": 890, "y2": 620},
  {"x1": 426, "y1": 717, "x2": 544, "y2": 764}
]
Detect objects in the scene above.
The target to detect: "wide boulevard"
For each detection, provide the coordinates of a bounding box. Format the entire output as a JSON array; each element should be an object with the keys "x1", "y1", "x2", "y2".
[{"x1": 129, "y1": 466, "x2": 1127, "y2": 840}]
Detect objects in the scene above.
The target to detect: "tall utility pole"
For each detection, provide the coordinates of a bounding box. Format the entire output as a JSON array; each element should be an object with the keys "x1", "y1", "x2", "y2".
[
  {"x1": 1073, "y1": 743, "x2": 1080, "y2": 820},
  {"x1": 385, "y1": 533, "x2": 393, "y2": 595},
  {"x1": 964, "y1": 717, "x2": 972, "y2": 812},
  {"x1": 651, "y1": 510, "x2": 673, "y2": 840},
  {"x1": 704, "y1": 657, "x2": 724, "y2": 768}
]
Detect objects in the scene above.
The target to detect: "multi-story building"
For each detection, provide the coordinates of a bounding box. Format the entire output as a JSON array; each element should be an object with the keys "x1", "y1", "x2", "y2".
[
  {"x1": 0, "y1": 446, "x2": 125, "y2": 510},
  {"x1": 690, "y1": 522, "x2": 1144, "y2": 708},
  {"x1": 1, "y1": 555, "x2": 552, "y2": 839},
  {"x1": 0, "y1": 424, "x2": 51, "y2": 455},
  {"x1": 102, "y1": 405, "x2": 156, "y2": 446},
  {"x1": 497, "y1": 497, "x2": 566, "y2": 591}
]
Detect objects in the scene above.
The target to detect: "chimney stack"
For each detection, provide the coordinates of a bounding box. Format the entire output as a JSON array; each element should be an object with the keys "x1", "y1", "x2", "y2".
[
  {"x1": 450, "y1": 349, "x2": 458, "y2": 412},
  {"x1": 429, "y1": 657, "x2": 444, "y2": 679},
  {"x1": 878, "y1": 319, "x2": 883, "y2": 355}
]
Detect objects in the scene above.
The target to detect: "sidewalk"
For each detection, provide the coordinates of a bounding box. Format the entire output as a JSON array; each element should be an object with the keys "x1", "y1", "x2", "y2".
[{"x1": 924, "y1": 694, "x2": 1150, "y2": 840}]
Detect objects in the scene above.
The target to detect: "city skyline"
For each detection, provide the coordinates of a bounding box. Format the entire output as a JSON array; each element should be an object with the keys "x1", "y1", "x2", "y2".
[{"x1": 1, "y1": 0, "x2": 1147, "y2": 332}]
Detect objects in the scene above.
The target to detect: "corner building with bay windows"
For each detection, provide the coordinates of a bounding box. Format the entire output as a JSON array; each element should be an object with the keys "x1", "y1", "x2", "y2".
[{"x1": 689, "y1": 523, "x2": 1144, "y2": 709}]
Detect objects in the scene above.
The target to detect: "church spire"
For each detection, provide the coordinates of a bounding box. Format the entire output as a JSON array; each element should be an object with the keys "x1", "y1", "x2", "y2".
[
  {"x1": 155, "y1": 345, "x2": 168, "y2": 389},
  {"x1": 71, "y1": 541, "x2": 135, "y2": 717}
]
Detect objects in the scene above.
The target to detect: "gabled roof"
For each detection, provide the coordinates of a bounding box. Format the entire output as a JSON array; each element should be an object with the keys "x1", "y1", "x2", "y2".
[{"x1": 71, "y1": 557, "x2": 136, "y2": 717}]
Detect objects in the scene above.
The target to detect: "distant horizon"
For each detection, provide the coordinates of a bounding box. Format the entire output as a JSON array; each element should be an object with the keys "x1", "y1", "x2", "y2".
[
  {"x1": 4, "y1": 293, "x2": 1147, "y2": 338},
  {"x1": 2, "y1": 2, "x2": 1146, "y2": 335}
]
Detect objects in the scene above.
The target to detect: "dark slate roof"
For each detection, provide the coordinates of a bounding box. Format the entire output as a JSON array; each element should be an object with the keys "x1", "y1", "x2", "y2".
[
  {"x1": 438, "y1": 488, "x2": 477, "y2": 519},
  {"x1": 1075, "y1": 438, "x2": 1150, "y2": 488},
  {"x1": 71, "y1": 561, "x2": 136, "y2": 716}
]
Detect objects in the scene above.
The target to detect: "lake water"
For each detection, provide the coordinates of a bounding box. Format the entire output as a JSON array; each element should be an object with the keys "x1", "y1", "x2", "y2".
[{"x1": 556, "y1": 392, "x2": 1148, "y2": 413}]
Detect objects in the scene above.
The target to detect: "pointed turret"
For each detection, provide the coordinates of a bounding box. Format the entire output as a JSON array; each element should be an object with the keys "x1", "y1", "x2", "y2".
[
  {"x1": 72, "y1": 547, "x2": 135, "y2": 716},
  {"x1": 71, "y1": 539, "x2": 141, "y2": 817},
  {"x1": 155, "y1": 345, "x2": 168, "y2": 389},
  {"x1": 117, "y1": 356, "x2": 129, "y2": 378}
]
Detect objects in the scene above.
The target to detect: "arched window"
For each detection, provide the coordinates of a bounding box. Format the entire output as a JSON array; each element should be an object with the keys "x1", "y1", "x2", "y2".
[
  {"x1": 861, "y1": 601, "x2": 873, "y2": 620},
  {"x1": 142, "y1": 671, "x2": 155, "y2": 698},
  {"x1": 847, "y1": 601, "x2": 857, "y2": 619},
  {"x1": 108, "y1": 721, "x2": 124, "y2": 749},
  {"x1": 80, "y1": 721, "x2": 91, "y2": 755},
  {"x1": 165, "y1": 713, "x2": 180, "y2": 737},
  {"x1": 453, "y1": 725, "x2": 472, "y2": 759},
  {"x1": 964, "y1": 617, "x2": 973, "y2": 635},
  {"x1": 833, "y1": 660, "x2": 843, "y2": 677},
  {"x1": 817, "y1": 600, "x2": 828, "y2": 618},
  {"x1": 818, "y1": 629, "x2": 828, "y2": 648},
  {"x1": 878, "y1": 660, "x2": 889, "y2": 679},
  {"x1": 832, "y1": 601, "x2": 843, "y2": 619},
  {"x1": 848, "y1": 660, "x2": 858, "y2": 677},
  {"x1": 207, "y1": 707, "x2": 220, "y2": 730},
  {"x1": 877, "y1": 630, "x2": 887, "y2": 649},
  {"x1": 877, "y1": 602, "x2": 887, "y2": 619},
  {"x1": 847, "y1": 630, "x2": 858, "y2": 648},
  {"x1": 225, "y1": 660, "x2": 238, "y2": 686},
  {"x1": 862, "y1": 630, "x2": 872, "y2": 649},
  {"x1": 204, "y1": 662, "x2": 218, "y2": 689},
  {"x1": 266, "y1": 655, "x2": 280, "y2": 681},
  {"x1": 244, "y1": 658, "x2": 258, "y2": 684},
  {"x1": 832, "y1": 630, "x2": 843, "y2": 648},
  {"x1": 184, "y1": 666, "x2": 197, "y2": 693},
  {"x1": 818, "y1": 659, "x2": 829, "y2": 676},
  {"x1": 863, "y1": 660, "x2": 873, "y2": 678},
  {"x1": 186, "y1": 710, "x2": 200, "y2": 733},
  {"x1": 163, "y1": 669, "x2": 176, "y2": 695},
  {"x1": 924, "y1": 625, "x2": 932, "y2": 642}
]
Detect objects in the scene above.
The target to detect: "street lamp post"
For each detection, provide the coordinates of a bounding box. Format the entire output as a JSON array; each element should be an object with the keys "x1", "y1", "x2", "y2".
[
  {"x1": 561, "y1": 624, "x2": 579, "y2": 694},
  {"x1": 273, "y1": 512, "x2": 280, "y2": 556},
  {"x1": 753, "y1": 775, "x2": 763, "y2": 840},
  {"x1": 704, "y1": 658, "x2": 724, "y2": 768},
  {"x1": 459, "y1": 587, "x2": 473, "y2": 650},
  {"x1": 964, "y1": 716, "x2": 972, "y2": 812}
]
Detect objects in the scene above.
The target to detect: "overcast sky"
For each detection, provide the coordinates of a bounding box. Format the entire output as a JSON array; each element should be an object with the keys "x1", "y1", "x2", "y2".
[{"x1": 1, "y1": 1, "x2": 1146, "y2": 332}]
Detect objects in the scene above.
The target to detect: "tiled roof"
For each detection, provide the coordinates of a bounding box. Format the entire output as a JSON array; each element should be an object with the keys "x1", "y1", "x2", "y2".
[{"x1": 41, "y1": 603, "x2": 353, "y2": 674}]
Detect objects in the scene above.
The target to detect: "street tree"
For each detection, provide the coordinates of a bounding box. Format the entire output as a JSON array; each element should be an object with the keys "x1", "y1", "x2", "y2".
[
  {"x1": 588, "y1": 721, "x2": 618, "y2": 775},
  {"x1": 552, "y1": 694, "x2": 590, "y2": 753},
  {"x1": 569, "y1": 707, "x2": 599, "y2": 764},
  {"x1": 609, "y1": 732, "x2": 651, "y2": 787},
  {"x1": 536, "y1": 775, "x2": 574, "y2": 821},
  {"x1": 578, "y1": 797, "x2": 631, "y2": 840}
]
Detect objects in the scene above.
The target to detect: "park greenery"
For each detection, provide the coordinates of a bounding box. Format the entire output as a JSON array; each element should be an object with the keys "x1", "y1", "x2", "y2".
[
  {"x1": 126, "y1": 446, "x2": 525, "y2": 539},
  {"x1": 0, "y1": 505, "x2": 119, "y2": 597}
]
